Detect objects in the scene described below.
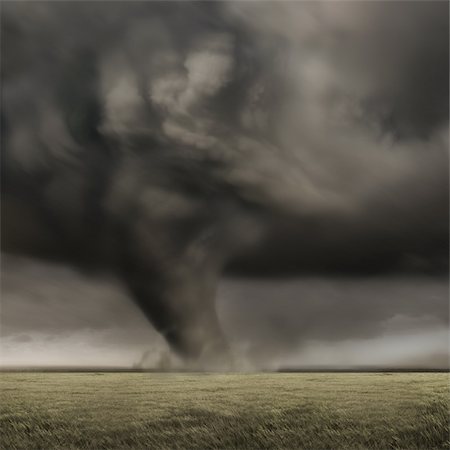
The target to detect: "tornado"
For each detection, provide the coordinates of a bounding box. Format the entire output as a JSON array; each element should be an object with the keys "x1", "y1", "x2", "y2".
[
  {"x1": 1, "y1": 1, "x2": 265, "y2": 364},
  {"x1": 1, "y1": 2, "x2": 448, "y2": 367}
]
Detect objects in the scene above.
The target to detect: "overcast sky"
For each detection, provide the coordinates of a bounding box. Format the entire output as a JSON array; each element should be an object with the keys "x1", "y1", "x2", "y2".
[{"x1": 1, "y1": 1, "x2": 448, "y2": 369}]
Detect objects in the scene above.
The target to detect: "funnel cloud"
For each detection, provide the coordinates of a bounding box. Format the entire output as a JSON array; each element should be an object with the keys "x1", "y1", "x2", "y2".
[{"x1": 1, "y1": 2, "x2": 448, "y2": 368}]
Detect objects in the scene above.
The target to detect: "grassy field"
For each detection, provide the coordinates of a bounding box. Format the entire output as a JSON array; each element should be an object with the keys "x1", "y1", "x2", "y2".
[{"x1": 0, "y1": 372, "x2": 448, "y2": 449}]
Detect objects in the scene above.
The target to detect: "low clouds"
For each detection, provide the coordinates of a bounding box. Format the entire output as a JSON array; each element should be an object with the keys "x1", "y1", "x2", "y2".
[
  {"x1": 218, "y1": 277, "x2": 448, "y2": 367},
  {"x1": 1, "y1": 257, "x2": 448, "y2": 369}
]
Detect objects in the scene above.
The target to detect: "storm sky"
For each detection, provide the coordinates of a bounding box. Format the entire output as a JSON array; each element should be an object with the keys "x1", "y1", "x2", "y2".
[{"x1": 1, "y1": 1, "x2": 448, "y2": 369}]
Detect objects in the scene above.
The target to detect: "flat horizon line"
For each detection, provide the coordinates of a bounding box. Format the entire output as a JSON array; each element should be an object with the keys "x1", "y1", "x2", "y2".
[{"x1": 0, "y1": 365, "x2": 448, "y2": 373}]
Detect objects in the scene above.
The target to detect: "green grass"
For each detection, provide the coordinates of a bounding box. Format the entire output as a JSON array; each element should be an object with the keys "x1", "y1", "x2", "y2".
[{"x1": 1, "y1": 372, "x2": 448, "y2": 449}]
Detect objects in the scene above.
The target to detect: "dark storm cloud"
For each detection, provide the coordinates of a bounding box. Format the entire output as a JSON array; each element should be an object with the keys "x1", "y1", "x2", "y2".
[
  {"x1": 2, "y1": 1, "x2": 448, "y2": 273},
  {"x1": 223, "y1": 1, "x2": 449, "y2": 275},
  {"x1": 1, "y1": 1, "x2": 448, "y2": 364}
]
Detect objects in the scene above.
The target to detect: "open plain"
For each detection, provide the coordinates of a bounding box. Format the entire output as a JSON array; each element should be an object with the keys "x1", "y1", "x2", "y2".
[{"x1": 1, "y1": 372, "x2": 448, "y2": 449}]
